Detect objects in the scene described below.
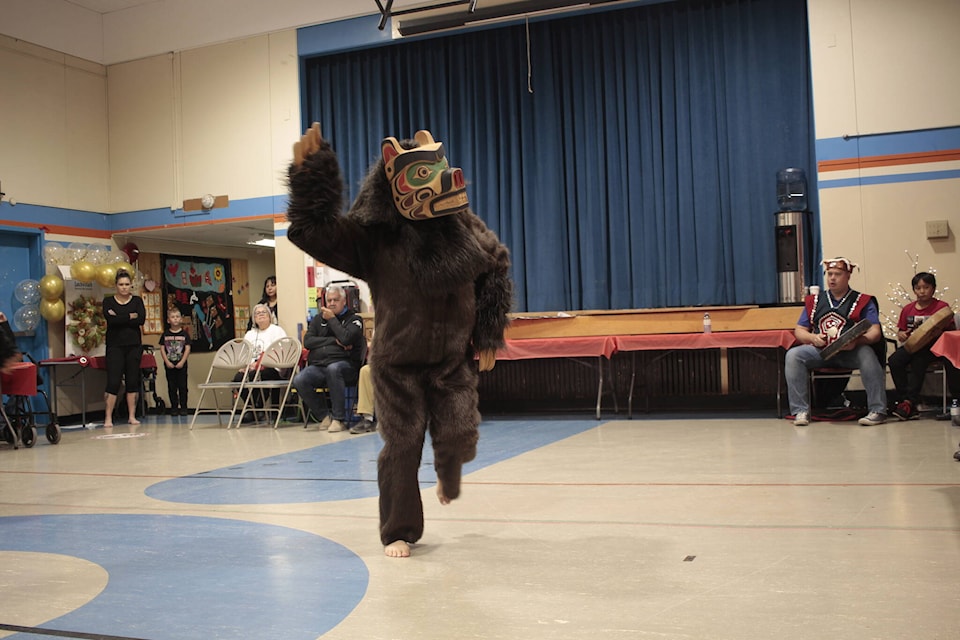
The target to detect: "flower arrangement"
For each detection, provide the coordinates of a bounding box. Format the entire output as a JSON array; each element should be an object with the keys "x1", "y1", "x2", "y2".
[{"x1": 68, "y1": 295, "x2": 106, "y2": 352}]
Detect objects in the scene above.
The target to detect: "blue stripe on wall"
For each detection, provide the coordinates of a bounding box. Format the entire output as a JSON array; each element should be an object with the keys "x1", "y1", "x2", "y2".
[
  {"x1": 816, "y1": 126, "x2": 960, "y2": 162},
  {"x1": 0, "y1": 202, "x2": 110, "y2": 232},
  {"x1": 0, "y1": 195, "x2": 289, "y2": 235},
  {"x1": 818, "y1": 168, "x2": 960, "y2": 189}
]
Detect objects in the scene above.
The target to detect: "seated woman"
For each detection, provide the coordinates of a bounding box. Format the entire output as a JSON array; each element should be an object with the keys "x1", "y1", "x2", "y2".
[
  {"x1": 235, "y1": 303, "x2": 287, "y2": 421},
  {"x1": 246, "y1": 275, "x2": 278, "y2": 330}
]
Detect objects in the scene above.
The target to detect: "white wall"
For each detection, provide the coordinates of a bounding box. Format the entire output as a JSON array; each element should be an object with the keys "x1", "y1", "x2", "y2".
[
  {"x1": 0, "y1": 35, "x2": 109, "y2": 211},
  {"x1": 0, "y1": 0, "x2": 375, "y2": 65},
  {"x1": 107, "y1": 30, "x2": 300, "y2": 212},
  {"x1": 807, "y1": 0, "x2": 960, "y2": 328}
]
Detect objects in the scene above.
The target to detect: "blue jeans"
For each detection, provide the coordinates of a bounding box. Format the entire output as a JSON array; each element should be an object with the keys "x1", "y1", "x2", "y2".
[
  {"x1": 785, "y1": 344, "x2": 887, "y2": 415},
  {"x1": 293, "y1": 361, "x2": 358, "y2": 421}
]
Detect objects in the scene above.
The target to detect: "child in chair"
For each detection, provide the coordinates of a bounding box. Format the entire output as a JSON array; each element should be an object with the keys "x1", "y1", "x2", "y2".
[{"x1": 888, "y1": 272, "x2": 955, "y2": 420}]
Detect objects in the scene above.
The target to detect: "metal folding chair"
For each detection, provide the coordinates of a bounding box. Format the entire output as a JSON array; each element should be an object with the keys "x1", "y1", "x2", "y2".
[
  {"x1": 189, "y1": 338, "x2": 254, "y2": 429},
  {"x1": 236, "y1": 337, "x2": 302, "y2": 429}
]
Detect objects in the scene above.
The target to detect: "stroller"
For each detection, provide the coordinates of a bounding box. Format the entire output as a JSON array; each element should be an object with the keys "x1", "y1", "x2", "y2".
[
  {"x1": 139, "y1": 345, "x2": 166, "y2": 416},
  {"x1": 1, "y1": 355, "x2": 60, "y2": 449}
]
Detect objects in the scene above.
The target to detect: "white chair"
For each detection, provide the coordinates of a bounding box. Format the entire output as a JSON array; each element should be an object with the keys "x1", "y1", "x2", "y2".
[
  {"x1": 235, "y1": 337, "x2": 303, "y2": 429},
  {"x1": 189, "y1": 338, "x2": 254, "y2": 429}
]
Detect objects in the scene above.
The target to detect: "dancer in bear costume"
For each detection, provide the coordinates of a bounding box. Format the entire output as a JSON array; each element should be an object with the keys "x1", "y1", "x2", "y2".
[{"x1": 287, "y1": 124, "x2": 512, "y2": 557}]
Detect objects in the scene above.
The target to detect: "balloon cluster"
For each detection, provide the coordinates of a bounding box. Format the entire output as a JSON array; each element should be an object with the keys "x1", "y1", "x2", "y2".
[
  {"x1": 12, "y1": 279, "x2": 42, "y2": 331},
  {"x1": 34, "y1": 241, "x2": 143, "y2": 328},
  {"x1": 45, "y1": 242, "x2": 138, "y2": 289}
]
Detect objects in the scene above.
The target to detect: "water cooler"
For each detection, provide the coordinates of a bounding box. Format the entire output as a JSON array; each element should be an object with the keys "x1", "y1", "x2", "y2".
[{"x1": 774, "y1": 168, "x2": 808, "y2": 304}]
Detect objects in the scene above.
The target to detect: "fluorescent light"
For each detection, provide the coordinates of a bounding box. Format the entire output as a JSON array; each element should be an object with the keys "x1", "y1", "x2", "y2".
[{"x1": 247, "y1": 237, "x2": 276, "y2": 248}]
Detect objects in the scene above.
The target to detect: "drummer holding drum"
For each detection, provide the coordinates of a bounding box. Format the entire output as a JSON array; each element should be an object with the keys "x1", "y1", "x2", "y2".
[
  {"x1": 785, "y1": 257, "x2": 888, "y2": 427},
  {"x1": 888, "y1": 272, "x2": 956, "y2": 420}
]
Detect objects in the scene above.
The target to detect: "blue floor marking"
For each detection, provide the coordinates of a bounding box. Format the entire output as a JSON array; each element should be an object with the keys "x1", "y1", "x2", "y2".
[
  {"x1": 0, "y1": 514, "x2": 367, "y2": 640},
  {"x1": 146, "y1": 419, "x2": 598, "y2": 505}
]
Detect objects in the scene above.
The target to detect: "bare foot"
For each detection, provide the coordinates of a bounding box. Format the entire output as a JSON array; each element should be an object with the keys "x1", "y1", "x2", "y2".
[
  {"x1": 436, "y1": 480, "x2": 451, "y2": 505},
  {"x1": 128, "y1": 417, "x2": 141, "y2": 426},
  {"x1": 103, "y1": 422, "x2": 113, "y2": 428},
  {"x1": 384, "y1": 540, "x2": 410, "y2": 558}
]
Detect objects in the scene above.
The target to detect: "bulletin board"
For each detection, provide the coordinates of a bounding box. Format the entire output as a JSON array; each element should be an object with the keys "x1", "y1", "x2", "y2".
[
  {"x1": 142, "y1": 291, "x2": 163, "y2": 334},
  {"x1": 161, "y1": 254, "x2": 234, "y2": 353}
]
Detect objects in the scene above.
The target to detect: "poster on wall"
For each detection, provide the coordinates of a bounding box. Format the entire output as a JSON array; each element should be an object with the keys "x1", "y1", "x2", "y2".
[{"x1": 161, "y1": 254, "x2": 233, "y2": 353}]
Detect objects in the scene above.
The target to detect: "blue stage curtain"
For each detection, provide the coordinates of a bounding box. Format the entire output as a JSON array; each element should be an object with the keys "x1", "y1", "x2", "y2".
[{"x1": 303, "y1": 0, "x2": 815, "y2": 311}]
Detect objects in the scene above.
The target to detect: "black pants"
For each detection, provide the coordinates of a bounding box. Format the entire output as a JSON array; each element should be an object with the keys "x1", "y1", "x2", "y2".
[
  {"x1": 165, "y1": 365, "x2": 188, "y2": 411},
  {"x1": 888, "y1": 345, "x2": 960, "y2": 401},
  {"x1": 105, "y1": 344, "x2": 141, "y2": 395}
]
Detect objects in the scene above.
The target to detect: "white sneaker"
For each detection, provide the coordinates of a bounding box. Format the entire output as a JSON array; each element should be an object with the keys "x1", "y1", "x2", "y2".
[
  {"x1": 858, "y1": 411, "x2": 886, "y2": 426},
  {"x1": 793, "y1": 411, "x2": 809, "y2": 426},
  {"x1": 317, "y1": 415, "x2": 332, "y2": 431},
  {"x1": 327, "y1": 419, "x2": 345, "y2": 433}
]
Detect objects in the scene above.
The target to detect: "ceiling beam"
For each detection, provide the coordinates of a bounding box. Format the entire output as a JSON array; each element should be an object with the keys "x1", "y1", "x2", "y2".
[
  {"x1": 374, "y1": 0, "x2": 478, "y2": 30},
  {"x1": 395, "y1": 0, "x2": 629, "y2": 36}
]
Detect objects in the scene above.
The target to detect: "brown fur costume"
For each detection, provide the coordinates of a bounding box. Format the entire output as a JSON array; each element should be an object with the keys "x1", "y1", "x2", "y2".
[{"x1": 287, "y1": 126, "x2": 512, "y2": 547}]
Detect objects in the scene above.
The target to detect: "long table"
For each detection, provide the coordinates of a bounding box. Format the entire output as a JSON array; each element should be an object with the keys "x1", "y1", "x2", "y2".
[
  {"x1": 494, "y1": 331, "x2": 796, "y2": 419},
  {"x1": 39, "y1": 352, "x2": 157, "y2": 427},
  {"x1": 615, "y1": 330, "x2": 797, "y2": 417},
  {"x1": 931, "y1": 331, "x2": 960, "y2": 369},
  {"x1": 496, "y1": 336, "x2": 618, "y2": 419}
]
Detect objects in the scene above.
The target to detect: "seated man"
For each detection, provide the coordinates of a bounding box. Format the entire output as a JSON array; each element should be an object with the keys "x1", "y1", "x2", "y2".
[
  {"x1": 293, "y1": 285, "x2": 365, "y2": 432},
  {"x1": 785, "y1": 257, "x2": 887, "y2": 427}
]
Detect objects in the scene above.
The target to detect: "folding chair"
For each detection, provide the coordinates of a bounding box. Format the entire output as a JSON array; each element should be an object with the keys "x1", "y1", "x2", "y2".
[
  {"x1": 189, "y1": 338, "x2": 254, "y2": 429},
  {"x1": 296, "y1": 342, "x2": 365, "y2": 429},
  {"x1": 236, "y1": 337, "x2": 302, "y2": 429},
  {"x1": 923, "y1": 360, "x2": 949, "y2": 414},
  {"x1": 809, "y1": 339, "x2": 888, "y2": 411}
]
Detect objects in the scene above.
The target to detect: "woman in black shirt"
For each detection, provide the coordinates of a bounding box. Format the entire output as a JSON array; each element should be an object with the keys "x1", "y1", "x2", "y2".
[{"x1": 103, "y1": 269, "x2": 145, "y2": 427}]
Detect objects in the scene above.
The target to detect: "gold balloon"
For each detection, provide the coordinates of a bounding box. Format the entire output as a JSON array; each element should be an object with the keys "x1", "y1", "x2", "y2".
[
  {"x1": 39, "y1": 274, "x2": 64, "y2": 300},
  {"x1": 70, "y1": 260, "x2": 97, "y2": 284},
  {"x1": 96, "y1": 263, "x2": 118, "y2": 289},
  {"x1": 40, "y1": 298, "x2": 65, "y2": 322},
  {"x1": 116, "y1": 262, "x2": 135, "y2": 278}
]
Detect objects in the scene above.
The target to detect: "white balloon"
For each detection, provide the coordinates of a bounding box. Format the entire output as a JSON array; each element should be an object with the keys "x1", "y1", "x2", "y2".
[
  {"x1": 14, "y1": 279, "x2": 41, "y2": 305},
  {"x1": 44, "y1": 243, "x2": 64, "y2": 265},
  {"x1": 68, "y1": 242, "x2": 89, "y2": 260},
  {"x1": 14, "y1": 304, "x2": 41, "y2": 332},
  {"x1": 86, "y1": 245, "x2": 105, "y2": 265}
]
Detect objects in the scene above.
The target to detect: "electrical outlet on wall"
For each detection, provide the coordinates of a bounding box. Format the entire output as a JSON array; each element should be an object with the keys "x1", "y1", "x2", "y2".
[{"x1": 925, "y1": 220, "x2": 950, "y2": 239}]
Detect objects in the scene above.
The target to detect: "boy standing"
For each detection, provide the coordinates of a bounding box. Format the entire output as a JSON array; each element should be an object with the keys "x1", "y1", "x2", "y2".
[{"x1": 160, "y1": 308, "x2": 192, "y2": 416}]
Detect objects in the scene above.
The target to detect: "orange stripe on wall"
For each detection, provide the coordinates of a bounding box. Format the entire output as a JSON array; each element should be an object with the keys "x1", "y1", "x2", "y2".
[
  {"x1": 113, "y1": 214, "x2": 275, "y2": 235},
  {"x1": 818, "y1": 149, "x2": 960, "y2": 172}
]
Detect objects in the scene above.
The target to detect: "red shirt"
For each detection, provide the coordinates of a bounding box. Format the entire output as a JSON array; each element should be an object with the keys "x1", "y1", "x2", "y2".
[{"x1": 897, "y1": 299, "x2": 955, "y2": 332}]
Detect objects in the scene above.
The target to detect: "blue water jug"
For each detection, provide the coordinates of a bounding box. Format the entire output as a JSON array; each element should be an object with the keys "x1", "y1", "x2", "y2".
[{"x1": 777, "y1": 168, "x2": 807, "y2": 212}]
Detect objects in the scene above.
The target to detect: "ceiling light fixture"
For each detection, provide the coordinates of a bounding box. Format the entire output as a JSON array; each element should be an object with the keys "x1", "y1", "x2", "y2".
[{"x1": 247, "y1": 234, "x2": 276, "y2": 248}]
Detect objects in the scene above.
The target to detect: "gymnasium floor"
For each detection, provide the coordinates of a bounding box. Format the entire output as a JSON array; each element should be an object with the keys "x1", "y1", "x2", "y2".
[{"x1": 1, "y1": 413, "x2": 959, "y2": 640}]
